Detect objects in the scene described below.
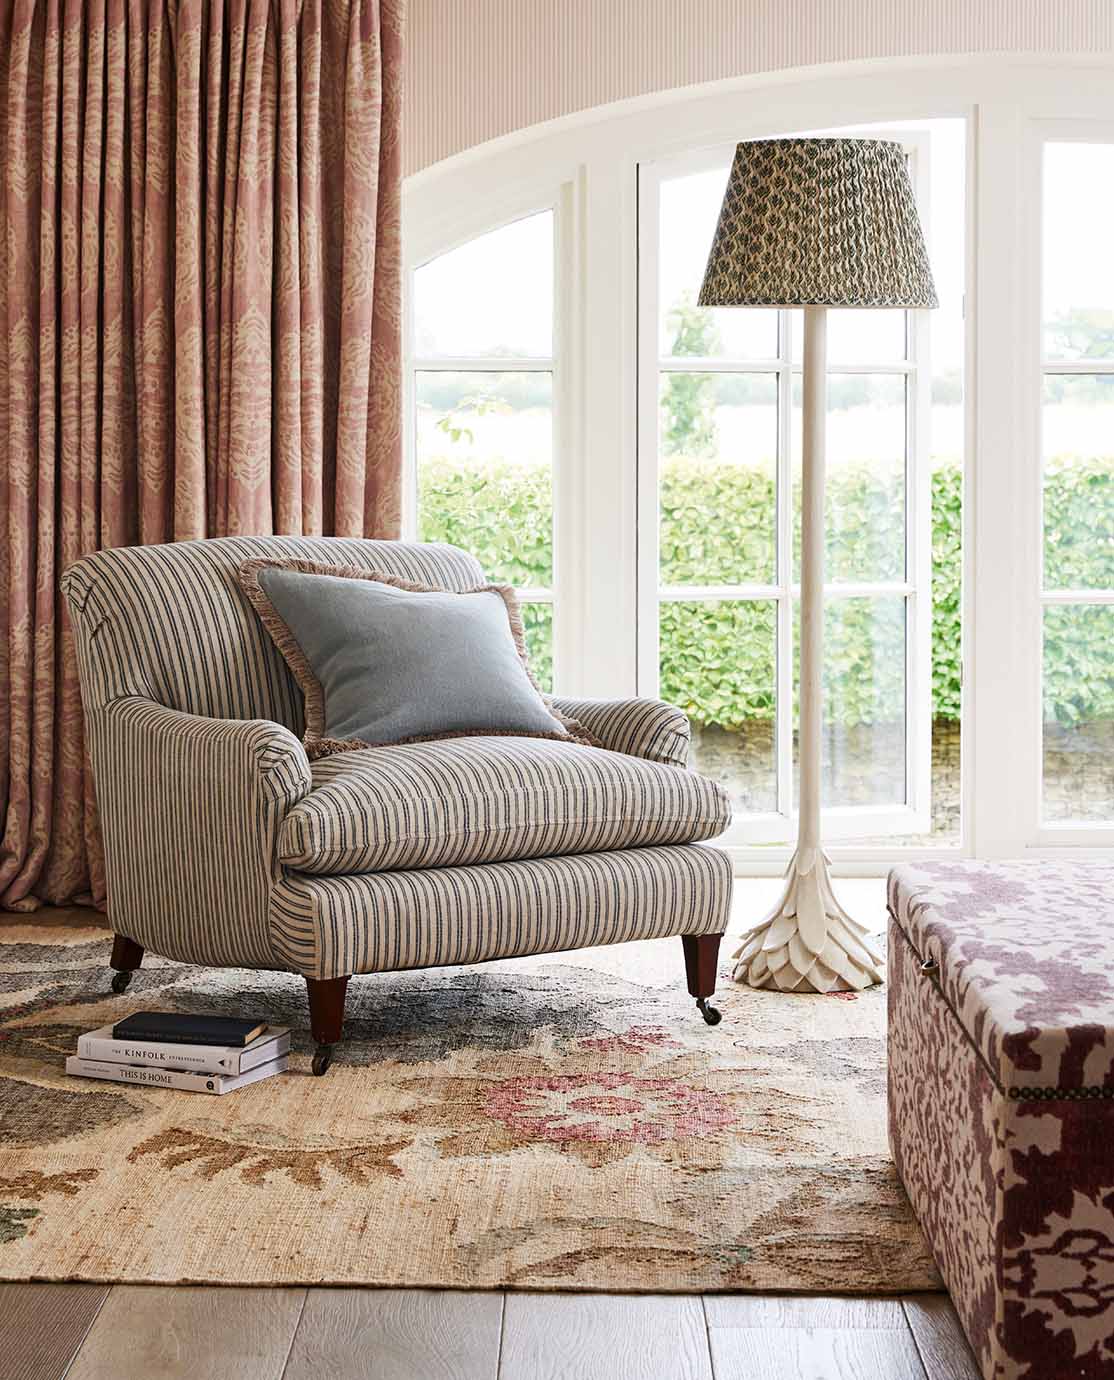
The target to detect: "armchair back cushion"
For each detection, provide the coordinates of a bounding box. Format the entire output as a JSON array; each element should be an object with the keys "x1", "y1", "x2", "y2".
[{"x1": 61, "y1": 537, "x2": 484, "y2": 729}]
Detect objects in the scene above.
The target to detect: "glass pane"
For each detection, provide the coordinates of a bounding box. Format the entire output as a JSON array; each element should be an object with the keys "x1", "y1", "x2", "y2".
[
  {"x1": 1043, "y1": 376, "x2": 1114, "y2": 590},
  {"x1": 794, "y1": 596, "x2": 907, "y2": 808},
  {"x1": 1043, "y1": 143, "x2": 1114, "y2": 362},
  {"x1": 521, "y1": 603, "x2": 553, "y2": 693},
  {"x1": 659, "y1": 373, "x2": 777, "y2": 585},
  {"x1": 659, "y1": 167, "x2": 778, "y2": 360},
  {"x1": 927, "y1": 461, "x2": 962, "y2": 844},
  {"x1": 1043, "y1": 605, "x2": 1114, "y2": 822},
  {"x1": 792, "y1": 374, "x2": 907, "y2": 582},
  {"x1": 414, "y1": 212, "x2": 553, "y2": 358},
  {"x1": 416, "y1": 371, "x2": 552, "y2": 587},
  {"x1": 790, "y1": 308, "x2": 906, "y2": 366},
  {"x1": 659, "y1": 600, "x2": 777, "y2": 813}
]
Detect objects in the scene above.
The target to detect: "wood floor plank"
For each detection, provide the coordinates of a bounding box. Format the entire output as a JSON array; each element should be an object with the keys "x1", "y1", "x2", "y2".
[
  {"x1": 282, "y1": 1288, "x2": 503, "y2": 1380},
  {"x1": 707, "y1": 1325, "x2": 927, "y2": 1380},
  {"x1": 702, "y1": 1294, "x2": 909, "y2": 1329},
  {"x1": 500, "y1": 1293, "x2": 712, "y2": 1380},
  {"x1": 0, "y1": 1283, "x2": 109, "y2": 1380},
  {"x1": 902, "y1": 1294, "x2": 983, "y2": 1380},
  {"x1": 65, "y1": 1285, "x2": 306, "y2": 1380}
]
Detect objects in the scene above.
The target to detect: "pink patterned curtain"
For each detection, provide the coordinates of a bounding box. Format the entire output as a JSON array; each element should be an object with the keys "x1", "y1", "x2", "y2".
[{"x1": 0, "y1": 0, "x2": 404, "y2": 911}]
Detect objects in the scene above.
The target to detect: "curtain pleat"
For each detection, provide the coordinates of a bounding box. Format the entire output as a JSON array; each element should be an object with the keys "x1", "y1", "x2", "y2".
[{"x1": 0, "y1": 0, "x2": 405, "y2": 911}]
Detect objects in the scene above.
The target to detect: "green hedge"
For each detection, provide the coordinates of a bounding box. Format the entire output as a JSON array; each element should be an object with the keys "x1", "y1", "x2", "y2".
[{"x1": 418, "y1": 454, "x2": 1113, "y2": 726}]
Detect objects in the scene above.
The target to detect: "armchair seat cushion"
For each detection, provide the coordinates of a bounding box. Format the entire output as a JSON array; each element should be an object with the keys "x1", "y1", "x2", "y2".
[{"x1": 278, "y1": 735, "x2": 730, "y2": 878}]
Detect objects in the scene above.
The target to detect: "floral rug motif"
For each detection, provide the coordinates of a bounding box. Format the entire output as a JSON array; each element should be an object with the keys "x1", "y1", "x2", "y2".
[{"x1": 0, "y1": 921, "x2": 941, "y2": 1291}]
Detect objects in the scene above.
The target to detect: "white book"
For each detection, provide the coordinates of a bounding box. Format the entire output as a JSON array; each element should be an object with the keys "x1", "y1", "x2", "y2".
[
  {"x1": 75, "y1": 1024, "x2": 290, "y2": 1076},
  {"x1": 65, "y1": 1053, "x2": 288, "y2": 1095}
]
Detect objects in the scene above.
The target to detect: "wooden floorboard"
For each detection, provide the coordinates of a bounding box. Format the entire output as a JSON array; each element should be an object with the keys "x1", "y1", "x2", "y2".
[
  {"x1": 707, "y1": 1325, "x2": 928, "y2": 1380},
  {"x1": 499, "y1": 1292, "x2": 712, "y2": 1380},
  {"x1": 1, "y1": 1284, "x2": 983, "y2": 1380},
  {"x1": 902, "y1": 1294, "x2": 983, "y2": 1380},
  {"x1": 281, "y1": 1288, "x2": 503, "y2": 1380},
  {"x1": 0, "y1": 1283, "x2": 109, "y2": 1380},
  {"x1": 703, "y1": 1293, "x2": 910, "y2": 1329},
  {"x1": 65, "y1": 1285, "x2": 307, "y2": 1380}
]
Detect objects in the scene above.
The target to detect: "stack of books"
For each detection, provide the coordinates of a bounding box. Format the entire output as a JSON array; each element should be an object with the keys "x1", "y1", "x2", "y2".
[{"x1": 66, "y1": 1012, "x2": 290, "y2": 1095}]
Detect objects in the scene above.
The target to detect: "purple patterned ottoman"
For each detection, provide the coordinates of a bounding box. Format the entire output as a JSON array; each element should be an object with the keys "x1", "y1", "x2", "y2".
[{"x1": 888, "y1": 861, "x2": 1114, "y2": 1380}]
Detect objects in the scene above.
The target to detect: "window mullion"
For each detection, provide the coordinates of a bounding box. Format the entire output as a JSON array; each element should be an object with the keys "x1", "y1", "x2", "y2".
[
  {"x1": 1041, "y1": 588, "x2": 1114, "y2": 605},
  {"x1": 411, "y1": 356, "x2": 555, "y2": 372},
  {"x1": 968, "y1": 102, "x2": 1043, "y2": 856}
]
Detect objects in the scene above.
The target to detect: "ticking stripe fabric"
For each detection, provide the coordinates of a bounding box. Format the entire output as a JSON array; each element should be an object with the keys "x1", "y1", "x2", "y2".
[
  {"x1": 84, "y1": 696, "x2": 312, "y2": 971},
  {"x1": 280, "y1": 736, "x2": 729, "y2": 877},
  {"x1": 61, "y1": 536, "x2": 484, "y2": 727},
  {"x1": 273, "y1": 842, "x2": 733, "y2": 980},
  {"x1": 550, "y1": 696, "x2": 691, "y2": 768}
]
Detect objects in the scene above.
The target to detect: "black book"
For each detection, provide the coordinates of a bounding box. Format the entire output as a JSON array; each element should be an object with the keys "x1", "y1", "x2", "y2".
[{"x1": 111, "y1": 1012, "x2": 268, "y2": 1048}]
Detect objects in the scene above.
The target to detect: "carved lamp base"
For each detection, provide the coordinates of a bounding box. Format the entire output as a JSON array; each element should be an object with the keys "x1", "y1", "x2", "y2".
[{"x1": 730, "y1": 847, "x2": 885, "y2": 993}]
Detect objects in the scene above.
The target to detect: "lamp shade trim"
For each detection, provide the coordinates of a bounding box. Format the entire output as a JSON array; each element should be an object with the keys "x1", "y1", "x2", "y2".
[{"x1": 698, "y1": 137, "x2": 938, "y2": 310}]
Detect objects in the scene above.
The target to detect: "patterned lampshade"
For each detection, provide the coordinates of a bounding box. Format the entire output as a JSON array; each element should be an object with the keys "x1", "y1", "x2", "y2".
[{"x1": 698, "y1": 137, "x2": 938, "y2": 309}]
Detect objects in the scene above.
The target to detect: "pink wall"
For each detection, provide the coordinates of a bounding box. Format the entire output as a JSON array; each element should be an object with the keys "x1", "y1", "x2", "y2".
[{"x1": 404, "y1": 0, "x2": 1114, "y2": 173}]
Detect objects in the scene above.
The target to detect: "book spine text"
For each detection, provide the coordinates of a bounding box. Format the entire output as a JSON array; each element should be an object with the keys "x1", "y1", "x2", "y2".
[
  {"x1": 76, "y1": 1036, "x2": 235, "y2": 1075},
  {"x1": 66, "y1": 1056, "x2": 227, "y2": 1093}
]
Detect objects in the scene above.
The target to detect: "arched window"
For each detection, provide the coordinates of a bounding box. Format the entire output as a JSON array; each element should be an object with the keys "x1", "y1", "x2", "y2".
[{"x1": 403, "y1": 60, "x2": 1114, "y2": 865}]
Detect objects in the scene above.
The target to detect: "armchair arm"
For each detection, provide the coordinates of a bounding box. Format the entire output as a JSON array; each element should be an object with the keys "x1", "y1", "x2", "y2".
[
  {"x1": 92, "y1": 697, "x2": 311, "y2": 970},
  {"x1": 550, "y1": 696, "x2": 691, "y2": 768}
]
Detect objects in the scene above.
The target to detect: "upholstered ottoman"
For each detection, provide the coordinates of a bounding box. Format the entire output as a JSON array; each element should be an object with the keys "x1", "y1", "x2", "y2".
[{"x1": 888, "y1": 861, "x2": 1114, "y2": 1380}]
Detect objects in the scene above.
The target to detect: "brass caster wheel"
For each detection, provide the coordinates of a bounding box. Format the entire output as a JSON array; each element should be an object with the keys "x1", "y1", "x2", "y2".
[
  {"x1": 311, "y1": 1044, "x2": 334, "y2": 1076},
  {"x1": 696, "y1": 997, "x2": 722, "y2": 1026},
  {"x1": 110, "y1": 970, "x2": 133, "y2": 994}
]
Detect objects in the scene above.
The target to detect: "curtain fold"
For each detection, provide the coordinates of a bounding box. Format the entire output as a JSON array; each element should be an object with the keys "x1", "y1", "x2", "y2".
[{"x1": 0, "y1": 0, "x2": 405, "y2": 911}]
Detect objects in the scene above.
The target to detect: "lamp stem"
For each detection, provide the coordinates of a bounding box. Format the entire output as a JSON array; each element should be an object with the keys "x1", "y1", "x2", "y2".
[
  {"x1": 729, "y1": 303, "x2": 884, "y2": 992},
  {"x1": 798, "y1": 304, "x2": 826, "y2": 854}
]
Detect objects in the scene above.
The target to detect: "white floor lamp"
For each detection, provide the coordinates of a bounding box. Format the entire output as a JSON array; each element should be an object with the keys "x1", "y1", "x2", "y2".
[{"x1": 698, "y1": 138, "x2": 938, "y2": 993}]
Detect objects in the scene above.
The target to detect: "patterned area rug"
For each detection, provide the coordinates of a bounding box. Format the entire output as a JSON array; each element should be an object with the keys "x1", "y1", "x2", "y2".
[{"x1": 0, "y1": 921, "x2": 940, "y2": 1292}]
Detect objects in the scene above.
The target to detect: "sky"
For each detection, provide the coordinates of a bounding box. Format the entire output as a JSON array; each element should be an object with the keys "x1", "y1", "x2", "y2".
[
  {"x1": 1043, "y1": 140, "x2": 1114, "y2": 355},
  {"x1": 413, "y1": 212, "x2": 554, "y2": 358}
]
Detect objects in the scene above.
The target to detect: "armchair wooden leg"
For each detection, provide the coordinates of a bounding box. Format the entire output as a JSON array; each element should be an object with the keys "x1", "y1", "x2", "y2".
[
  {"x1": 306, "y1": 975, "x2": 349, "y2": 1076},
  {"x1": 681, "y1": 933, "x2": 724, "y2": 1026},
  {"x1": 109, "y1": 934, "x2": 144, "y2": 994}
]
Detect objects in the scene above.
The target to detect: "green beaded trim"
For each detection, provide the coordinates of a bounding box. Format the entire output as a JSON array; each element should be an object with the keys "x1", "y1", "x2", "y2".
[{"x1": 1008, "y1": 1085, "x2": 1114, "y2": 1101}]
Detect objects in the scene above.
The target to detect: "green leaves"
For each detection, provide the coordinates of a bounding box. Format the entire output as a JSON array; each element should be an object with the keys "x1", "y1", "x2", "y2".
[
  {"x1": 931, "y1": 462, "x2": 963, "y2": 722},
  {"x1": 660, "y1": 459, "x2": 776, "y2": 584},
  {"x1": 1043, "y1": 604, "x2": 1114, "y2": 725},
  {"x1": 1042, "y1": 451, "x2": 1114, "y2": 589},
  {"x1": 660, "y1": 601, "x2": 776, "y2": 725},
  {"x1": 418, "y1": 456, "x2": 553, "y2": 589}
]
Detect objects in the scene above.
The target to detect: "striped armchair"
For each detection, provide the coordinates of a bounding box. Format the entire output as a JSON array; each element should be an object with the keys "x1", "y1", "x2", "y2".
[{"x1": 62, "y1": 537, "x2": 732, "y2": 1074}]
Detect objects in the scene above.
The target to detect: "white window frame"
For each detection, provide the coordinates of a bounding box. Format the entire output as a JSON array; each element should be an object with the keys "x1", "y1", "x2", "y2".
[
  {"x1": 402, "y1": 56, "x2": 1114, "y2": 874},
  {"x1": 1030, "y1": 120, "x2": 1114, "y2": 848},
  {"x1": 635, "y1": 134, "x2": 933, "y2": 845}
]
